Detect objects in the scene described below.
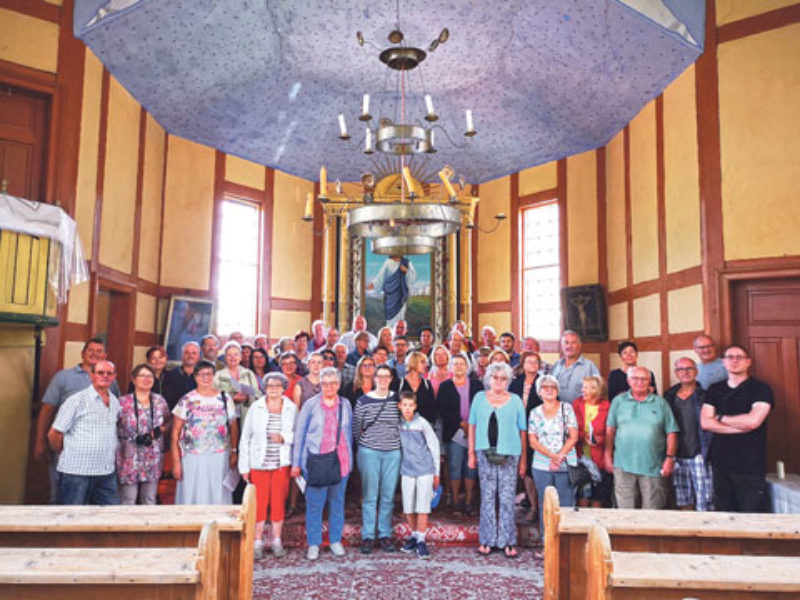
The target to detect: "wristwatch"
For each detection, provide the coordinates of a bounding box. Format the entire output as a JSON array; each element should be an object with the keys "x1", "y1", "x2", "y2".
[{"x1": 231, "y1": 447, "x2": 239, "y2": 453}]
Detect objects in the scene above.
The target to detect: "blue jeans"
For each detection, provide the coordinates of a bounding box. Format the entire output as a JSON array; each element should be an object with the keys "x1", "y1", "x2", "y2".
[
  {"x1": 532, "y1": 469, "x2": 575, "y2": 532},
  {"x1": 358, "y1": 447, "x2": 401, "y2": 539},
  {"x1": 447, "y1": 441, "x2": 478, "y2": 481},
  {"x1": 57, "y1": 471, "x2": 120, "y2": 505},
  {"x1": 304, "y1": 474, "x2": 349, "y2": 547}
]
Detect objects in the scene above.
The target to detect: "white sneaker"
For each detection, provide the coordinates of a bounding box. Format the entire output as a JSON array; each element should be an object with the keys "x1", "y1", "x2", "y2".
[
  {"x1": 272, "y1": 541, "x2": 286, "y2": 558},
  {"x1": 330, "y1": 542, "x2": 345, "y2": 556},
  {"x1": 307, "y1": 545, "x2": 320, "y2": 561},
  {"x1": 253, "y1": 540, "x2": 264, "y2": 560}
]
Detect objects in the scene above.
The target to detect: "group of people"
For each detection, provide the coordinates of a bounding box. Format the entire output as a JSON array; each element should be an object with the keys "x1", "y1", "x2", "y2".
[{"x1": 34, "y1": 316, "x2": 774, "y2": 562}]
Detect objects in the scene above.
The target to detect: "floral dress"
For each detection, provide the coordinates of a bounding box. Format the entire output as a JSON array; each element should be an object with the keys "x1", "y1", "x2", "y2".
[
  {"x1": 116, "y1": 393, "x2": 171, "y2": 484},
  {"x1": 173, "y1": 390, "x2": 237, "y2": 455},
  {"x1": 528, "y1": 402, "x2": 579, "y2": 473}
]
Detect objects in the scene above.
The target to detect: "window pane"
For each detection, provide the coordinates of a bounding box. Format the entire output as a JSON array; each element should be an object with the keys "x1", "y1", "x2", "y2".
[
  {"x1": 521, "y1": 202, "x2": 560, "y2": 340},
  {"x1": 217, "y1": 198, "x2": 260, "y2": 335}
]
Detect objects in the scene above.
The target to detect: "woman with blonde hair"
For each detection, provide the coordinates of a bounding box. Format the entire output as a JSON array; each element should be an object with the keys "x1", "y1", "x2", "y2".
[
  {"x1": 427, "y1": 344, "x2": 452, "y2": 396},
  {"x1": 572, "y1": 375, "x2": 611, "y2": 507},
  {"x1": 341, "y1": 355, "x2": 377, "y2": 408},
  {"x1": 398, "y1": 351, "x2": 437, "y2": 425},
  {"x1": 376, "y1": 326, "x2": 395, "y2": 355}
]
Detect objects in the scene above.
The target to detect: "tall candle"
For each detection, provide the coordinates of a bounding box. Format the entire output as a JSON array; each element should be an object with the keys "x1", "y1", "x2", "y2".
[
  {"x1": 338, "y1": 114, "x2": 348, "y2": 137},
  {"x1": 465, "y1": 109, "x2": 474, "y2": 132},
  {"x1": 438, "y1": 168, "x2": 457, "y2": 199},
  {"x1": 469, "y1": 196, "x2": 479, "y2": 221},
  {"x1": 362, "y1": 94, "x2": 370, "y2": 115},
  {"x1": 425, "y1": 94, "x2": 434, "y2": 115},
  {"x1": 402, "y1": 166, "x2": 414, "y2": 195},
  {"x1": 303, "y1": 192, "x2": 313, "y2": 219},
  {"x1": 365, "y1": 128, "x2": 373, "y2": 152},
  {"x1": 777, "y1": 460, "x2": 786, "y2": 479},
  {"x1": 320, "y1": 166, "x2": 327, "y2": 196}
]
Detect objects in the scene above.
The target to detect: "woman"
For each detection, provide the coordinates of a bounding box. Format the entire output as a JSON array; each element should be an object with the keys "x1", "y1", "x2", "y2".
[
  {"x1": 279, "y1": 351, "x2": 303, "y2": 400},
  {"x1": 240, "y1": 342, "x2": 254, "y2": 370},
  {"x1": 607, "y1": 341, "x2": 657, "y2": 401},
  {"x1": 399, "y1": 351, "x2": 437, "y2": 425},
  {"x1": 117, "y1": 364, "x2": 171, "y2": 505},
  {"x1": 528, "y1": 374, "x2": 579, "y2": 533},
  {"x1": 341, "y1": 355, "x2": 376, "y2": 408},
  {"x1": 291, "y1": 367, "x2": 353, "y2": 561},
  {"x1": 213, "y1": 341, "x2": 262, "y2": 420},
  {"x1": 126, "y1": 345, "x2": 167, "y2": 394},
  {"x1": 427, "y1": 345, "x2": 452, "y2": 396},
  {"x1": 509, "y1": 351, "x2": 543, "y2": 521},
  {"x1": 353, "y1": 364, "x2": 401, "y2": 553},
  {"x1": 377, "y1": 326, "x2": 395, "y2": 354},
  {"x1": 439, "y1": 354, "x2": 483, "y2": 515},
  {"x1": 294, "y1": 352, "x2": 323, "y2": 407},
  {"x1": 239, "y1": 372, "x2": 297, "y2": 559},
  {"x1": 572, "y1": 376, "x2": 611, "y2": 507},
  {"x1": 250, "y1": 348, "x2": 270, "y2": 394},
  {"x1": 472, "y1": 347, "x2": 491, "y2": 382},
  {"x1": 468, "y1": 362, "x2": 527, "y2": 558},
  {"x1": 171, "y1": 360, "x2": 239, "y2": 504}
]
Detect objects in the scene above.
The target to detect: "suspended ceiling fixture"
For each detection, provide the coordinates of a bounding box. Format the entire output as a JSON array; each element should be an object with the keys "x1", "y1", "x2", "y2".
[{"x1": 74, "y1": 0, "x2": 704, "y2": 184}]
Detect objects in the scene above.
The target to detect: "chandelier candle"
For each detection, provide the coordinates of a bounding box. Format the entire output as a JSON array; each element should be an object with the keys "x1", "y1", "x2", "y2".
[
  {"x1": 303, "y1": 192, "x2": 313, "y2": 220},
  {"x1": 465, "y1": 109, "x2": 474, "y2": 135},
  {"x1": 338, "y1": 114, "x2": 348, "y2": 138},
  {"x1": 425, "y1": 94, "x2": 435, "y2": 116},
  {"x1": 319, "y1": 166, "x2": 327, "y2": 197}
]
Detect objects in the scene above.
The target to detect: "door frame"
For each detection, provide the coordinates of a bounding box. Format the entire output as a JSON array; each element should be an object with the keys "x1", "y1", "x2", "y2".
[{"x1": 717, "y1": 257, "x2": 800, "y2": 348}]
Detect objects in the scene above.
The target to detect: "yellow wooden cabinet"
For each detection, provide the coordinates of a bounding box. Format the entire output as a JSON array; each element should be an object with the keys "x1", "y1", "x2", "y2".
[{"x1": 0, "y1": 230, "x2": 57, "y2": 322}]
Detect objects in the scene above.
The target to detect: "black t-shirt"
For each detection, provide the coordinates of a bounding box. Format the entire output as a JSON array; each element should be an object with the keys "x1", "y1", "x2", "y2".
[
  {"x1": 705, "y1": 377, "x2": 773, "y2": 474},
  {"x1": 669, "y1": 390, "x2": 701, "y2": 459}
]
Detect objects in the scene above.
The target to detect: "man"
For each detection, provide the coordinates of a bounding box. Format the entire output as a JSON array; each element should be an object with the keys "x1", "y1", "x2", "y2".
[
  {"x1": 664, "y1": 357, "x2": 714, "y2": 511},
  {"x1": 161, "y1": 341, "x2": 200, "y2": 410},
  {"x1": 333, "y1": 342, "x2": 355, "y2": 387},
  {"x1": 324, "y1": 327, "x2": 340, "y2": 351},
  {"x1": 228, "y1": 331, "x2": 245, "y2": 345},
  {"x1": 551, "y1": 330, "x2": 600, "y2": 404},
  {"x1": 393, "y1": 319, "x2": 408, "y2": 339},
  {"x1": 448, "y1": 331, "x2": 472, "y2": 366},
  {"x1": 418, "y1": 327, "x2": 434, "y2": 357},
  {"x1": 499, "y1": 332, "x2": 520, "y2": 368},
  {"x1": 368, "y1": 255, "x2": 416, "y2": 328},
  {"x1": 253, "y1": 334, "x2": 269, "y2": 350},
  {"x1": 200, "y1": 334, "x2": 222, "y2": 369},
  {"x1": 340, "y1": 315, "x2": 379, "y2": 353},
  {"x1": 604, "y1": 366, "x2": 679, "y2": 509},
  {"x1": 480, "y1": 325, "x2": 499, "y2": 350},
  {"x1": 451, "y1": 320, "x2": 477, "y2": 353},
  {"x1": 35, "y1": 338, "x2": 120, "y2": 502},
  {"x1": 347, "y1": 331, "x2": 372, "y2": 366},
  {"x1": 390, "y1": 336, "x2": 410, "y2": 378},
  {"x1": 308, "y1": 320, "x2": 327, "y2": 351},
  {"x1": 701, "y1": 345, "x2": 773, "y2": 513},
  {"x1": 693, "y1": 334, "x2": 727, "y2": 390},
  {"x1": 47, "y1": 360, "x2": 122, "y2": 505},
  {"x1": 320, "y1": 349, "x2": 337, "y2": 369}
]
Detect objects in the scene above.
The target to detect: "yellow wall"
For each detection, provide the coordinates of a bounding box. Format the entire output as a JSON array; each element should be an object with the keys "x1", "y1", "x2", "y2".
[
  {"x1": 0, "y1": 341, "x2": 33, "y2": 504},
  {"x1": 566, "y1": 150, "x2": 598, "y2": 286},
  {"x1": 629, "y1": 102, "x2": 659, "y2": 284},
  {"x1": 606, "y1": 132, "x2": 627, "y2": 292},
  {"x1": 135, "y1": 292, "x2": 157, "y2": 333},
  {"x1": 138, "y1": 115, "x2": 166, "y2": 282},
  {"x1": 271, "y1": 171, "x2": 314, "y2": 300},
  {"x1": 519, "y1": 162, "x2": 557, "y2": 197},
  {"x1": 160, "y1": 136, "x2": 216, "y2": 289},
  {"x1": 74, "y1": 50, "x2": 104, "y2": 262},
  {"x1": 269, "y1": 309, "x2": 312, "y2": 340},
  {"x1": 0, "y1": 9, "x2": 58, "y2": 73},
  {"x1": 718, "y1": 24, "x2": 800, "y2": 260},
  {"x1": 476, "y1": 176, "x2": 511, "y2": 303},
  {"x1": 225, "y1": 155, "x2": 265, "y2": 190},
  {"x1": 608, "y1": 302, "x2": 629, "y2": 340},
  {"x1": 716, "y1": 0, "x2": 798, "y2": 25},
  {"x1": 663, "y1": 65, "x2": 702, "y2": 273},
  {"x1": 476, "y1": 311, "x2": 512, "y2": 336},
  {"x1": 99, "y1": 77, "x2": 140, "y2": 274},
  {"x1": 633, "y1": 293, "x2": 660, "y2": 338},
  {"x1": 667, "y1": 284, "x2": 704, "y2": 333}
]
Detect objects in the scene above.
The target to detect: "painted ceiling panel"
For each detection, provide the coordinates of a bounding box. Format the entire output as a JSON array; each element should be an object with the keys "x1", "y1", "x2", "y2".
[{"x1": 75, "y1": 0, "x2": 704, "y2": 184}]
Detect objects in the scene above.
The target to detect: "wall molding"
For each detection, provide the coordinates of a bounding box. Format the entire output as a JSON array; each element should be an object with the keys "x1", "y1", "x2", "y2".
[
  {"x1": 718, "y1": 4, "x2": 800, "y2": 44},
  {"x1": 477, "y1": 300, "x2": 512, "y2": 313},
  {"x1": 270, "y1": 297, "x2": 312, "y2": 312},
  {"x1": 0, "y1": 0, "x2": 60, "y2": 23}
]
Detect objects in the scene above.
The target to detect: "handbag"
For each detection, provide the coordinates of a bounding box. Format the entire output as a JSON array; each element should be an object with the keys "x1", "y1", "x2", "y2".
[
  {"x1": 485, "y1": 411, "x2": 508, "y2": 465},
  {"x1": 306, "y1": 401, "x2": 343, "y2": 488},
  {"x1": 561, "y1": 403, "x2": 591, "y2": 487}
]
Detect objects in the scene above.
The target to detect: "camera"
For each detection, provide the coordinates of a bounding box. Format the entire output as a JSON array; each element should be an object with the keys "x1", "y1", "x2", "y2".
[{"x1": 135, "y1": 433, "x2": 153, "y2": 447}]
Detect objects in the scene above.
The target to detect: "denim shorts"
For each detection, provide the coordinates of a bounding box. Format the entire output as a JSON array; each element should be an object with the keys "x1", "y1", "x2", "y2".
[{"x1": 447, "y1": 441, "x2": 478, "y2": 481}]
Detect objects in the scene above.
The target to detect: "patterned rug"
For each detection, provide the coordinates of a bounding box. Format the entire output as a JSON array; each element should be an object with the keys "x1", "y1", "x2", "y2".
[{"x1": 253, "y1": 544, "x2": 545, "y2": 600}]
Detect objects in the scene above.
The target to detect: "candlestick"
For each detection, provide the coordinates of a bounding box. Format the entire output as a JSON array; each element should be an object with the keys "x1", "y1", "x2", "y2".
[
  {"x1": 338, "y1": 114, "x2": 349, "y2": 138},
  {"x1": 303, "y1": 192, "x2": 313, "y2": 221},
  {"x1": 438, "y1": 168, "x2": 457, "y2": 200},
  {"x1": 320, "y1": 166, "x2": 327, "y2": 197},
  {"x1": 365, "y1": 128, "x2": 373, "y2": 153},
  {"x1": 425, "y1": 95, "x2": 434, "y2": 115},
  {"x1": 362, "y1": 94, "x2": 370, "y2": 115},
  {"x1": 469, "y1": 196, "x2": 479, "y2": 221},
  {"x1": 402, "y1": 166, "x2": 415, "y2": 196}
]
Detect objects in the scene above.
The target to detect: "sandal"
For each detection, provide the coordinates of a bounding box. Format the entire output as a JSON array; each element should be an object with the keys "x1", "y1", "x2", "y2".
[
  {"x1": 478, "y1": 544, "x2": 492, "y2": 556},
  {"x1": 504, "y1": 546, "x2": 519, "y2": 559}
]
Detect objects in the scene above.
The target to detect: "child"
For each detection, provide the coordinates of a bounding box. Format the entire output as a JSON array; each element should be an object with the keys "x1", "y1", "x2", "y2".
[{"x1": 397, "y1": 390, "x2": 440, "y2": 559}]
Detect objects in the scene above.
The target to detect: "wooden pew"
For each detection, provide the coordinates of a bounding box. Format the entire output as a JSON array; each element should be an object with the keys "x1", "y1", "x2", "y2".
[
  {"x1": 0, "y1": 520, "x2": 219, "y2": 600},
  {"x1": 0, "y1": 484, "x2": 256, "y2": 600},
  {"x1": 586, "y1": 523, "x2": 800, "y2": 599},
  {"x1": 542, "y1": 486, "x2": 800, "y2": 600}
]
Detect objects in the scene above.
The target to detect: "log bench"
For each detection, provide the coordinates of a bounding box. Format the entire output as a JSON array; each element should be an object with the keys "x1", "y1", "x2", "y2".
[
  {"x1": 0, "y1": 520, "x2": 219, "y2": 600},
  {"x1": 0, "y1": 484, "x2": 256, "y2": 600},
  {"x1": 542, "y1": 486, "x2": 800, "y2": 600},
  {"x1": 586, "y1": 523, "x2": 800, "y2": 599}
]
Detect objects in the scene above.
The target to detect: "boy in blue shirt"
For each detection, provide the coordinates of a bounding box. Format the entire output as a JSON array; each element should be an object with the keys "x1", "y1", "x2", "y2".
[{"x1": 397, "y1": 390, "x2": 440, "y2": 558}]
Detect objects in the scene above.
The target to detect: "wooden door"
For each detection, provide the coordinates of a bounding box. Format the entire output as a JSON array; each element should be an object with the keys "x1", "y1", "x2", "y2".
[
  {"x1": 0, "y1": 84, "x2": 48, "y2": 200},
  {"x1": 732, "y1": 277, "x2": 800, "y2": 474}
]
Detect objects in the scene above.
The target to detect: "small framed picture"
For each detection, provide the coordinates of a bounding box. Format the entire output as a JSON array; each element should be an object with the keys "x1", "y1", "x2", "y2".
[{"x1": 163, "y1": 295, "x2": 216, "y2": 360}]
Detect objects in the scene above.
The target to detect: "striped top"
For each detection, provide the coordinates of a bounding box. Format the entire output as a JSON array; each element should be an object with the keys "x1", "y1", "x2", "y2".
[
  {"x1": 261, "y1": 412, "x2": 282, "y2": 469},
  {"x1": 352, "y1": 391, "x2": 401, "y2": 451}
]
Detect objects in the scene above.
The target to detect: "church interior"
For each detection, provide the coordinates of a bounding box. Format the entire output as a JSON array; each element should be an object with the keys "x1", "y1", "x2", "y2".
[{"x1": 0, "y1": 3, "x2": 799, "y2": 593}]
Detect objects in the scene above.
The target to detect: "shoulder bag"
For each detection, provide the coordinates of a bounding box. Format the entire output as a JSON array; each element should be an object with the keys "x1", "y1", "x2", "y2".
[
  {"x1": 306, "y1": 401, "x2": 343, "y2": 488},
  {"x1": 561, "y1": 403, "x2": 591, "y2": 488}
]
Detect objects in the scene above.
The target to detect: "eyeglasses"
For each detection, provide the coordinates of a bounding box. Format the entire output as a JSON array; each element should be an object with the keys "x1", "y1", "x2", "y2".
[
  {"x1": 694, "y1": 344, "x2": 713, "y2": 350},
  {"x1": 630, "y1": 376, "x2": 649, "y2": 382},
  {"x1": 675, "y1": 367, "x2": 696, "y2": 373},
  {"x1": 321, "y1": 381, "x2": 339, "y2": 387},
  {"x1": 195, "y1": 371, "x2": 214, "y2": 378},
  {"x1": 376, "y1": 374, "x2": 392, "y2": 379},
  {"x1": 492, "y1": 375, "x2": 508, "y2": 381},
  {"x1": 94, "y1": 371, "x2": 115, "y2": 376},
  {"x1": 539, "y1": 385, "x2": 557, "y2": 391},
  {"x1": 723, "y1": 355, "x2": 748, "y2": 361},
  {"x1": 266, "y1": 383, "x2": 284, "y2": 389},
  {"x1": 362, "y1": 363, "x2": 376, "y2": 369}
]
